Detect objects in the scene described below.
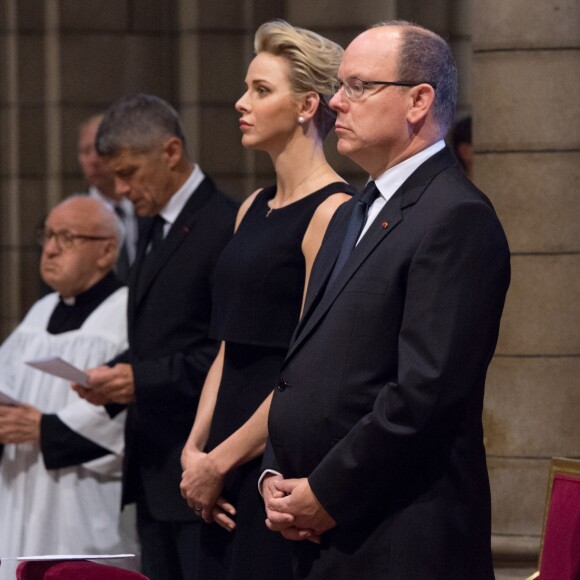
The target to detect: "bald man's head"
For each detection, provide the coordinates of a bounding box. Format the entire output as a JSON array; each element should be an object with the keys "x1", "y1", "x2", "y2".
[{"x1": 40, "y1": 196, "x2": 122, "y2": 297}]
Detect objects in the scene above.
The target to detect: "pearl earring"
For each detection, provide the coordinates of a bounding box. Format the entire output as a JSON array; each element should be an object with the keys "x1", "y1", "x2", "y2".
[{"x1": 298, "y1": 116, "x2": 305, "y2": 124}]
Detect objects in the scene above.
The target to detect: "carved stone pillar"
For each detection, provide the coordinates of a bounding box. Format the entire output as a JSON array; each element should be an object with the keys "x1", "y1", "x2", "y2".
[{"x1": 473, "y1": 0, "x2": 580, "y2": 568}]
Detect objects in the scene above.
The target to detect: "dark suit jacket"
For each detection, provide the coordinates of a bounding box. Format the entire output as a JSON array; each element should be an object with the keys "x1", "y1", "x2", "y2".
[
  {"x1": 117, "y1": 176, "x2": 237, "y2": 521},
  {"x1": 265, "y1": 148, "x2": 510, "y2": 579}
]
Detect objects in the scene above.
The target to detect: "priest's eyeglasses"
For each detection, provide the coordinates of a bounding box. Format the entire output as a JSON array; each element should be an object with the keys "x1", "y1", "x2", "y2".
[
  {"x1": 37, "y1": 228, "x2": 111, "y2": 250},
  {"x1": 331, "y1": 78, "x2": 436, "y2": 101}
]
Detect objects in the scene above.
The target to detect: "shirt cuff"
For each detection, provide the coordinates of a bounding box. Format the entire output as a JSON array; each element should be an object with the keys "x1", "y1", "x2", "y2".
[{"x1": 258, "y1": 469, "x2": 283, "y2": 497}]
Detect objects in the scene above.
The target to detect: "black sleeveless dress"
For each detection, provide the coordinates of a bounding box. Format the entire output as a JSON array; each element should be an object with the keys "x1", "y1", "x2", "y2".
[{"x1": 199, "y1": 182, "x2": 354, "y2": 580}]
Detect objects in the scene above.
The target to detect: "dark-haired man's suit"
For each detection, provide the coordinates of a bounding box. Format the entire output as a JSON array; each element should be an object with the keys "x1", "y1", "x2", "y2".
[
  {"x1": 112, "y1": 176, "x2": 237, "y2": 579},
  {"x1": 265, "y1": 147, "x2": 510, "y2": 580}
]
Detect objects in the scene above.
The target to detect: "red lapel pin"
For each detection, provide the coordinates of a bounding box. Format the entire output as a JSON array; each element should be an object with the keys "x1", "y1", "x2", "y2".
[{"x1": 381, "y1": 221, "x2": 389, "y2": 229}]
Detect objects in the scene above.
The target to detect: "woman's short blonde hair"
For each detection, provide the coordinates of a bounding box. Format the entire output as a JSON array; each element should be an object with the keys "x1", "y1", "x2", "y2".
[{"x1": 255, "y1": 20, "x2": 343, "y2": 139}]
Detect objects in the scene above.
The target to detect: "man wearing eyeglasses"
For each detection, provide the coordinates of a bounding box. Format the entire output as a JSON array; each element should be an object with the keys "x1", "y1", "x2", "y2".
[
  {"x1": 262, "y1": 21, "x2": 510, "y2": 579},
  {"x1": 0, "y1": 196, "x2": 136, "y2": 579}
]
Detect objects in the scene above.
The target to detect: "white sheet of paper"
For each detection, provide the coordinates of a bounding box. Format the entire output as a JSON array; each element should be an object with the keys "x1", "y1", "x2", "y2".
[
  {"x1": 25, "y1": 356, "x2": 90, "y2": 388},
  {"x1": 0, "y1": 389, "x2": 21, "y2": 406},
  {"x1": 1, "y1": 554, "x2": 135, "y2": 562}
]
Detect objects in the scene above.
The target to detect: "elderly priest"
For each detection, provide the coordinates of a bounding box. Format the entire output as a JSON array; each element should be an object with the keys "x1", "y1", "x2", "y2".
[{"x1": 0, "y1": 196, "x2": 136, "y2": 579}]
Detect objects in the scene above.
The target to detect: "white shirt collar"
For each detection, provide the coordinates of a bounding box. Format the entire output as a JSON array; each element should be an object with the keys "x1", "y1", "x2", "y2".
[
  {"x1": 356, "y1": 140, "x2": 446, "y2": 243},
  {"x1": 373, "y1": 140, "x2": 446, "y2": 203},
  {"x1": 158, "y1": 164, "x2": 205, "y2": 226}
]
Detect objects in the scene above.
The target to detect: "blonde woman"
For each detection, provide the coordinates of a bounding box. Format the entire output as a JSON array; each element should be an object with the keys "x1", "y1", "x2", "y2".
[{"x1": 180, "y1": 20, "x2": 353, "y2": 578}]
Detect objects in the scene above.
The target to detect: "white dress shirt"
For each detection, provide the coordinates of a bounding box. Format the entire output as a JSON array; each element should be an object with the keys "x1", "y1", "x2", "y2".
[
  {"x1": 357, "y1": 140, "x2": 445, "y2": 243},
  {"x1": 158, "y1": 164, "x2": 205, "y2": 238}
]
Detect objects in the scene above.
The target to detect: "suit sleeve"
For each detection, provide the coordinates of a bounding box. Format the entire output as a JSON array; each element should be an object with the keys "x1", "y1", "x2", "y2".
[
  {"x1": 308, "y1": 200, "x2": 510, "y2": 527},
  {"x1": 108, "y1": 349, "x2": 130, "y2": 366},
  {"x1": 127, "y1": 193, "x2": 236, "y2": 420},
  {"x1": 130, "y1": 340, "x2": 219, "y2": 415},
  {"x1": 261, "y1": 437, "x2": 281, "y2": 473},
  {"x1": 105, "y1": 345, "x2": 209, "y2": 418},
  {"x1": 41, "y1": 413, "x2": 111, "y2": 469},
  {"x1": 103, "y1": 349, "x2": 130, "y2": 418}
]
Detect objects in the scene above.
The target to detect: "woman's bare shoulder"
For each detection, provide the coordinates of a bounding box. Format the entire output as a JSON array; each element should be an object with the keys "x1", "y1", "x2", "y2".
[{"x1": 235, "y1": 188, "x2": 263, "y2": 231}]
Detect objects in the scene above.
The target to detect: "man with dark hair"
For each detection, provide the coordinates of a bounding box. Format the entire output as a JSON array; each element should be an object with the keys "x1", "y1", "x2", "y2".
[
  {"x1": 0, "y1": 196, "x2": 136, "y2": 580},
  {"x1": 262, "y1": 22, "x2": 510, "y2": 579},
  {"x1": 75, "y1": 94, "x2": 237, "y2": 580}
]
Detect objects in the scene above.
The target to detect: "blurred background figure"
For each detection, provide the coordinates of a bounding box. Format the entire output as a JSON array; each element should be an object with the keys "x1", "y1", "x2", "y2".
[
  {"x1": 450, "y1": 115, "x2": 473, "y2": 180},
  {"x1": 78, "y1": 114, "x2": 139, "y2": 283},
  {"x1": 179, "y1": 20, "x2": 353, "y2": 580},
  {"x1": 0, "y1": 196, "x2": 137, "y2": 580}
]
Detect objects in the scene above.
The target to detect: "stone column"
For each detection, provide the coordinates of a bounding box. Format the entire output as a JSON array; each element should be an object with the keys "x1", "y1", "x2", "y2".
[{"x1": 473, "y1": 0, "x2": 580, "y2": 568}]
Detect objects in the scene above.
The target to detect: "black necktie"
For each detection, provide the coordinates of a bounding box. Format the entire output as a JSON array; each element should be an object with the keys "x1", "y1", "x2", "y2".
[
  {"x1": 147, "y1": 215, "x2": 166, "y2": 255},
  {"x1": 328, "y1": 181, "x2": 379, "y2": 286},
  {"x1": 137, "y1": 215, "x2": 165, "y2": 294}
]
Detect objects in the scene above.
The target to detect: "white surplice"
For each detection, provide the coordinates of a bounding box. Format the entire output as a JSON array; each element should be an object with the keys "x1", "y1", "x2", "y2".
[{"x1": 0, "y1": 287, "x2": 136, "y2": 578}]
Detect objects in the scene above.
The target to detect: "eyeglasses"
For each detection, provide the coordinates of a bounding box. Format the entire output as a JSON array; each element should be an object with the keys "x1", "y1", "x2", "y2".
[
  {"x1": 331, "y1": 78, "x2": 436, "y2": 101},
  {"x1": 37, "y1": 228, "x2": 111, "y2": 250}
]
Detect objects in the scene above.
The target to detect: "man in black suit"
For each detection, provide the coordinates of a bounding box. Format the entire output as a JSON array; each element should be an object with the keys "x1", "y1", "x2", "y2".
[
  {"x1": 262, "y1": 22, "x2": 510, "y2": 579},
  {"x1": 75, "y1": 94, "x2": 237, "y2": 580}
]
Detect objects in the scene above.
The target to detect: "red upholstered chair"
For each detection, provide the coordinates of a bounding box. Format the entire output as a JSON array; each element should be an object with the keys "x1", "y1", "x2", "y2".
[
  {"x1": 16, "y1": 560, "x2": 149, "y2": 580},
  {"x1": 526, "y1": 457, "x2": 580, "y2": 580}
]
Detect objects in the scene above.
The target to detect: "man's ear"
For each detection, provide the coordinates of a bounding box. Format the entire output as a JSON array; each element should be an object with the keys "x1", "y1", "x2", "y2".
[
  {"x1": 162, "y1": 136, "x2": 184, "y2": 169},
  {"x1": 97, "y1": 239, "x2": 118, "y2": 271},
  {"x1": 407, "y1": 83, "x2": 435, "y2": 125}
]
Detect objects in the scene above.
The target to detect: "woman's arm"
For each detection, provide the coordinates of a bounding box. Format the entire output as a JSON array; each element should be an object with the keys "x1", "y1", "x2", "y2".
[
  {"x1": 181, "y1": 341, "x2": 225, "y2": 461},
  {"x1": 301, "y1": 192, "x2": 352, "y2": 313},
  {"x1": 180, "y1": 191, "x2": 265, "y2": 522},
  {"x1": 181, "y1": 189, "x2": 261, "y2": 461},
  {"x1": 204, "y1": 392, "x2": 274, "y2": 529},
  {"x1": 180, "y1": 383, "x2": 273, "y2": 525},
  {"x1": 208, "y1": 391, "x2": 273, "y2": 472}
]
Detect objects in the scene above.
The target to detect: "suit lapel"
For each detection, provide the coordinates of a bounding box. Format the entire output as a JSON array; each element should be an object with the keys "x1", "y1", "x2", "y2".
[
  {"x1": 131, "y1": 177, "x2": 215, "y2": 310},
  {"x1": 285, "y1": 147, "x2": 457, "y2": 366},
  {"x1": 288, "y1": 193, "x2": 404, "y2": 361},
  {"x1": 299, "y1": 200, "x2": 354, "y2": 322}
]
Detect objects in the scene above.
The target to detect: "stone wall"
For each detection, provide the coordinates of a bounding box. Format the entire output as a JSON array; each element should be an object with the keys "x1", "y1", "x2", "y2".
[{"x1": 473, "y1": 0, "x2": 580, "y2": 565}]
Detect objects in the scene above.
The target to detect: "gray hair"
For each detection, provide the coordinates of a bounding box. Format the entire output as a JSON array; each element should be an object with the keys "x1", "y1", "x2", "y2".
[
  {"x1": 373, "y1": 20, "x2": 458, "y2": 134},
  {"x1": 96, "y1": 93, "x2": 188, "y2": 157}
]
